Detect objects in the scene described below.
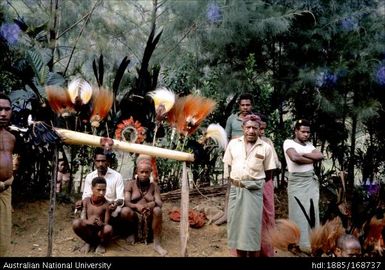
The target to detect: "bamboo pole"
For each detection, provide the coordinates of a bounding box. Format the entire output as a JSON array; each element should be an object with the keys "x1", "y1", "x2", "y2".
[
  {"x1": 55, "y1": 128, "x2": 195, "y2": 162},
  {"x1": 180, "y1": 162, "x2": 189, "y2": 256}
]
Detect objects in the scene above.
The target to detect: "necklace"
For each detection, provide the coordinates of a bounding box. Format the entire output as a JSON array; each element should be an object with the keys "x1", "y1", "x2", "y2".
[{"x1": 136, "y1": 179, "x2": 150, "y2": 197}]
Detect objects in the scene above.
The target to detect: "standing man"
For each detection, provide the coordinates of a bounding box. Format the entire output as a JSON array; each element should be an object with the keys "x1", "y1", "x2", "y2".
[
  {"x1": 283, "y1": 119, "x2": 324, "y2": 252},
  {"x1": 223, "y1": 114, "x2": 276, "y2": 257},
  {"x1": 224, "y1": 93, "x2": 254, "y2": 141},
  {"x1": 75, "y1": 148, "x2": 128, "y2": 236},
  {"x1": 214, "y1": 93, "x2": 255, "y2": 226},
  {"x1": 258, "y1": 114, "x2": 281, "y2": 257},
  {"x1": 0, "y1": 93, "x2": 16, "y2": 257}
]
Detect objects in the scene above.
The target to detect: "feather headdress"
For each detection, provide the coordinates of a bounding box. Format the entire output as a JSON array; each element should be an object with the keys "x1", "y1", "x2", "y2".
[
  {"x1": 45, "y1": 85, "x2": 75, "y2": 117},
  {"x1": 267, "y1": 219, "x2": 301, "y2": 252},
  {"x1": 167, "y1": 95, "x2": 216, "y2": 136},
  {"x1": 203, "y1": 124, "x2": 228, "y2": 149},
  {"x1": 147, "y1": 87, "x2": 175, "y2": 120},
  {"x1": 310, "y1": 216, "x2": 345, "y2": 256},
  {"x1": 67, "y1": 78, "x2": 93, "y2": 107},
  {"x1": 90, "y1": 87, "x2": 114, "y2": 128}
]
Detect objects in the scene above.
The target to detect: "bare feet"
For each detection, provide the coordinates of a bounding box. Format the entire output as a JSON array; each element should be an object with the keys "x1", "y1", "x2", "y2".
[
  {"x1": 126, "y1": 234, "x2": 135, "y2": 245},
  {"x1": 95, "y1": 244, "x2": 106, "y2": 254},
  {"x1": 80, "y1": 243, "x2": 91, "y2": 254},
  {"x1": 153, "y1": 243, "x2": 167, "y2": 256},
  {"x1": 213, "y1": 213, "x2": 227, "y2": 226}
]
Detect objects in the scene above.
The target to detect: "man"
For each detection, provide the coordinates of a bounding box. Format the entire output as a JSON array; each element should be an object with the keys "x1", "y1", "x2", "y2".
[
  {"x1": 223, "y1": 114, "x2": 276, "y2": 257},
  {"x1": 124, "y1": 156, "x2": 167, "y2": 256},
  {"x1": 75, "y1": 148, "x2": 128, "y2": 234},
  {"x1": 258, "y1": 114, "x2": 281, "y2": 257},
  {"x1": 73, "y1": 177, "x2": 112, "y2": 254},
  {"x1": 214, "y1": 93, "x2": 255, "y2": 226},
  {"x1": 283, "y1": 119, "x2": 324, "y2": 251},
  {"x1": 0, "y1": 93, "x2": 16, "y2": 257},
  {"x1": 224, "y1": 93, "x2": 253, "y2": 141}
]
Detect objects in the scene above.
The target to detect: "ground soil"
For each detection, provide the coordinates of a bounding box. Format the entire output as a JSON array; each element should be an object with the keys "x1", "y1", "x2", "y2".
[{"x1": 10, "y1": 186, "x2": 288, "y2": 257}]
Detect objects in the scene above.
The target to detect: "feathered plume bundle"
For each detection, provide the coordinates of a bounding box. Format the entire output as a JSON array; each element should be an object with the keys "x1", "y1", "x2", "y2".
[
  {"x1": 203, "y1": 124, "x2": 228, "y2": 149},
  {"x1": 266, "y1": 219, "x2": 301, "y2": 252},
  {"x1": 45, "y1": 85, "x2": 75, "y2": 117},
  {"x1": 167, "y1": 95, "x2": 216, "y2": 136},
  {"x1": 90, "y1": 87, "x2": 114, "y2": 128},
  {"x1": 67, "y1": 78, "x2": 93, "y2": 108},
  {"x1": 362, "y1": 214, "x2": 385, "y2": 255},
  {"x1": 310, "y1": 216, "x2": 345, "y2": 256},
  {"x1": 147, "y1": 87, "x2": 175, "y2": 121}
]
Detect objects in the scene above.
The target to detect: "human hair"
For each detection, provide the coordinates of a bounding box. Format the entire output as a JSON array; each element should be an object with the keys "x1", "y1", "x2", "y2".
[
  {"x1": 0, "y1": 93, "x2": 12, "y2": 104},
  {"x1": 242, "y1": 114, "x2": 261, "y2": 126},
  {"x1": 238, "y1": 93, "x2": 253, "y2": 104},
  {"x1": 91, "y1": 176, "x2": 106, "y2": 187},
  {"x1": 94, "y1": 147, "x2": 106, "y2": 158},
  {"x1": 256, "y1": 113, "x2": 268, "y2": 123},
  {"x1": 294, "y1": 119, "x2": 311, "y2": 130}
]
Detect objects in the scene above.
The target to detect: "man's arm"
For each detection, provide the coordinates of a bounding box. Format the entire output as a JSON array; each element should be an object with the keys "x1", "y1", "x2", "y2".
[
  {"x1": 286, "y1": 148, "x2": 315, "y2": 164},
  {"x1": 303, "y1": 149, "x2": 324, "y2": 161},
  {"x1": 115, "y1": 173, "x2": 125, "y2": 202},
  {"x1": 224, "y1": 115, "x2": 232, "y2": 140},
  {"x1": 82, "y1": 174, "x2": 92, "y2": 199}
]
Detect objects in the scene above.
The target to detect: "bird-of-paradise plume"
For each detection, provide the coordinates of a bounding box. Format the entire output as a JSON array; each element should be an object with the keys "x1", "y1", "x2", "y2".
[
  {"x1": 90, "y1": 87, "x2": 114, "y2": 128},
  {"x1": 200, "y1": 123, "x2": 228, "y2": 149},
  {"x1": 266, "y1": 219, "x2": 301, "y2": 252},
  {"x1": 45, "y1": 85, "x2": 75, "y2": 117},
  {"x1": 147, "y1": 87, "x2": 175, "y2": 121},
  {"x1": 67, "y1": 78, "x2": 93, "y2": 108},
  {"x1": 167, "y1": 95, "x2": 216, "y2": 136},
  {"x1": 362, "y1": 213, "x2": 385, "y2": 256},
  {"x1": 310, "y1": 216, "x2": 345, "y2": 256}
]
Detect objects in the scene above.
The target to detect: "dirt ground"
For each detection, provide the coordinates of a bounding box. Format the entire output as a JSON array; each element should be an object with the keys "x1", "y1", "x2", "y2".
[{"x1": 10, "y1": 187, "x2": 288, "y2": 257}]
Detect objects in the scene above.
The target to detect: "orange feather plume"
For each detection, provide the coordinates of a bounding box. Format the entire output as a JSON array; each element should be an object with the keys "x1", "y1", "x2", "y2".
[
  {"x1": 45, "y1": 85, "x2": 75, "y2": 117},
  {"x1": 90, "y1": 87, "x2": 114, "y2": 128},
  {"x1": 267, "y1": 219, "x2": 301, "y2": 252},
  {"x1": 167, "y1": 95, "x2": 216, "y2": 136},
  {"x1": 362, "y1": 215, "x2": 385, "y2": 255},
  {"x1": 310, "y1": 216, "x2": 345, "y2": 256}
]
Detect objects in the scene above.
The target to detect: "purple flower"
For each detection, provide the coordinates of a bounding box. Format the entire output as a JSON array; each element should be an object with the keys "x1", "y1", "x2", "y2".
[
  {"x1": 0, "y1": 23, "x2": 21, "y2": 45},
  {"x1": 207, "y1": 2, "x2": 221, "y2": 24},
  {"x1": 341, "y1": 17, "x2": 359, "y2": 32},
  {"x1": 376, "y1": 66, "x2": 385, "y2": 86},
  {"x1": 316, "y1": 71, "x2": 337, "y2": 88}
]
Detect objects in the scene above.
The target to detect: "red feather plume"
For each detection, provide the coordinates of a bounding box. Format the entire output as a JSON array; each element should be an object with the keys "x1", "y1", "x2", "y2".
[{"x1": 45, "y1": 85, "x2": 75, "y2": 116}]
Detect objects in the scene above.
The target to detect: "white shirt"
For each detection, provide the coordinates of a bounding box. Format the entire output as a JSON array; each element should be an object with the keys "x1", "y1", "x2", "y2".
[
  {"x1": 283, "y1": 139, "x2": 315, "y2": 173},
  {"x1": 82, "y1": 167, "x2": 124, "y2": 202},
  {"x1": 223, "y1": 136, "x2": 276, "y2": 180}
]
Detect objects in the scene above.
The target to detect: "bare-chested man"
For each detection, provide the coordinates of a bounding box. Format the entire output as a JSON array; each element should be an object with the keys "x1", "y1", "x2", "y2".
[
  {"x1": 0, "y1": 93, "x2": 16, "y2": 257},
  {"x1": 123, "y1": 155, "x2": 167, "y2": 256},
  {"x1": 72, "y1": 177, "x2": 112, "y2": 254}
]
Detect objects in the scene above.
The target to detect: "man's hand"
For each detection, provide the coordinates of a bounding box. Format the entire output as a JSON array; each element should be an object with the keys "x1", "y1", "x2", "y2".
[{"x1": 75, "y1": 200, "x2": 83, "y2": 210}]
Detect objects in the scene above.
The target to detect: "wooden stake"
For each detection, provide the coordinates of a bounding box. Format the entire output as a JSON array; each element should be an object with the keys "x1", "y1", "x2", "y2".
[{"x1": 180, "y1": 162, "x2": 189, "y2": 256}]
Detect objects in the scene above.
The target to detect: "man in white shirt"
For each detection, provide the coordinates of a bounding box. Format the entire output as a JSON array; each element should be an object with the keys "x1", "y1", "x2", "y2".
[
  {"x1": 283, "y1": 119, "x2": 324, "y2": 251},
  {"x1": 75, "y1": 148, "x2": 129, "y2": 239}
]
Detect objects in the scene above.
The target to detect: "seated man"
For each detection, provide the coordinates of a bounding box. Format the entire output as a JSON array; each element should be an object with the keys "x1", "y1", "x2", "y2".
[
  {"x1": 123, "y1": 155, "x2": 167, "y2": 256},
  {"x1": 72, "y1": 177, "x2": 112, "y2": 254}
]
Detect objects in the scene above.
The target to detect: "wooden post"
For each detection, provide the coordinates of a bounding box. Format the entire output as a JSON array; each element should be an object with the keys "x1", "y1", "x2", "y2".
[
  {"x1": 47, "y1": 145, "x2": 58, "y2": 256},
  {"x1": 180, "y1": 162, "x2": 189, "y2": 256}
]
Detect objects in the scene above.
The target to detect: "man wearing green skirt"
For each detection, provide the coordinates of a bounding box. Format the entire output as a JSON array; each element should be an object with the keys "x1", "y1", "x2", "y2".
[
  {"x1": 283, "y1": 119, "x2": 324, "y2": 252},
  {"x1": 223, "y1": 114, "x2": 276, "y2": 257}
]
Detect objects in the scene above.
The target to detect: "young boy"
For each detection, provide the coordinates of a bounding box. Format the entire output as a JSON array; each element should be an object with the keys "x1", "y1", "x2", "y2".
[{"x1": 72, "y1": 177, "x2": 112, "y2": 254}]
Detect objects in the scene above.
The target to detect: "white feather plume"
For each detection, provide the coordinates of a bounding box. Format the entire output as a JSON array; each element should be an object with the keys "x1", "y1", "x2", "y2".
[
  {"x1": 147, "y1": 87, "x2": 175, "y2": 113},
  {"x1": 205, "y1": 123, "x2": 228, "y2": 149},
  {"x1": 67, "y1": 78, "x2": 93, "y2": 105}
]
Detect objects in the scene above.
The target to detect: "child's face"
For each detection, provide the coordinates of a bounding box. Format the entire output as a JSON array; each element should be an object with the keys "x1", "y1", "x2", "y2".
[{"x1": 92, "y1": 183, "x2": 106, "y2": 198}]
